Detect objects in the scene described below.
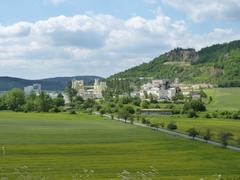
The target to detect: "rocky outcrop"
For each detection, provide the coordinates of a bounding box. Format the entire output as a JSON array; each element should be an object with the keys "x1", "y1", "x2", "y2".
[{"x1": 164, "y1": 48, "x2": 199, "y2": 64}]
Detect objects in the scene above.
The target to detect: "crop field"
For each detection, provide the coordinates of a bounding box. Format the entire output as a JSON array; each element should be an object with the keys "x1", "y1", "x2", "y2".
[
  {"x1": 0, "y1": 111, "x2": 240, "y2": 179},
  {"x1": 148, "y1": 115, "x2": 240, "y2": 146},
  {"x1": 205, "y1": 88, "x2": 240, "y2": 111}
]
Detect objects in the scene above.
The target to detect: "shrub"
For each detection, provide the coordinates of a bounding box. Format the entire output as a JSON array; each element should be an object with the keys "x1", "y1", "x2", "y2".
[
  {"x1": 187, "y1": 110, "x2": 198, "y2": 118},
  {"x1": 69, "y1": 110, "x2": 76, "y2": 114},
  {"x1": 124, "y1": 105, "x2": 135, "y2": 114},
  {"x1": 219, "y1": 131, "x2": 233, "y2": 147},
  {"x1": 232, "y1": 112, "x2": 240, "y2": 119},
  {"x1": 133, "y1": 97, "x2": 141, "y2": 106},
  {"x1": 187, "y1": 128, "x2": 199, "y2": 139},
  {"x1": 159, "y1": 122, "x2": 165, "y2": 128},
  {"x1": 141, "y1": 118, "x2": 151, "y2": 125},
  {"x1": 183, "y1": 100, "x2": 206, "y2": 113},
  {"x1": 204, "y1": 113, "x2": 212, "y2": 119},
  {"x1": 141, "y1": 100, "x2": 150, "y2": 109},
  {"x1": 100, "y1": 109, "x2": 106, "y2": 116},
  {"x1": 172, "y1": 109, "x2": 181, "y2": 114},
  {"x1": 150, "y1": 123, "x2": 159, "y2": 128},
  {"x1": 212, "y1": 112, "x2": 218, "y2": 118},
  {"x1": 167, "y1": 122, "x2": 177, "y2": 131},
  {"x1": 49, "y1": 107, "x2": 61, "y2": 113},
  {"x1": 203, "y1": 129, "x2": 213, "y2": 142}
]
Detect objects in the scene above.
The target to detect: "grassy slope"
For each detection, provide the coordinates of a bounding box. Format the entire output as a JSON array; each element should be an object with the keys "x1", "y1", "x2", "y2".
[
  {"x1": 205, "y1": 88, "x2": 240, "y2": 111},
  {"x1": 0, "y1": 112, "x2": 240, "y2": 179}
]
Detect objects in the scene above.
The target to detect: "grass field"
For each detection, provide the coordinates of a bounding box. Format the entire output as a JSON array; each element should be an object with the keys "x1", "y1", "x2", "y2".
[
  {"x1": 205, "y1": 88, "x2": 240, "y2": 111},
  {"x1": 0, "y1": 112, "x2": 240, "y2": 179},
  {"x1": 148, "y1": 115, "x2": 240, "y2": 146}
]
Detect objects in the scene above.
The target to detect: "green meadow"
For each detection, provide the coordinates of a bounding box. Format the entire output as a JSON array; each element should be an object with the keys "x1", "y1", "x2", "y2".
[
  {"x1": 0, "y1": 112, "x2": 240, "y2": 179},
  {"x1": 148, "y1": 115, "x2": 240, "y2": 146},
  {"x1": 205, "y1": 88, "x2": 240, "y2": 111}
]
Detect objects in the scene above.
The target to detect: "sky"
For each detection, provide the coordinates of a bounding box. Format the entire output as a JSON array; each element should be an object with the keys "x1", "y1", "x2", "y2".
[{"x1": 0, "y1": 0, "x2": 240, "y2": 79}]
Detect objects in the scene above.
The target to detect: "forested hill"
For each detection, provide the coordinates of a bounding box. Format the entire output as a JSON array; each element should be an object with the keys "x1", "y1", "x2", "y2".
[
  {"x1": 110, "y1": 40, "x2": 240, "y2": 87},
  {"x1": 0, "y1": 76, "x2": 102, "y2": 91}
]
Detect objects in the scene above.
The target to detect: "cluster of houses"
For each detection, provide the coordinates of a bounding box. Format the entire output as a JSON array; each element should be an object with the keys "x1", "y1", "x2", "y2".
[
  {"x1": 131, "y1": 79, "x2": 177, "y2": 101},
  {"x1": 71, "y1": 79, "x2": 107, "y2": 100},
  {"x1": 131, "y1": 78, "x2": 213, "y2": 101},
  {"x1": 23, "y1": 79, "x2": 107, "y2": 102},
  {"x1": 141, "y1": 79, "x2": 176, "y2": 100}
]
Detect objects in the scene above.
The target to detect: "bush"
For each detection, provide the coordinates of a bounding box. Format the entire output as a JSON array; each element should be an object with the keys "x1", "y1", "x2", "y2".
[
  {"x1": 187, "y1": 110, "x2": 198, "y2": 118},
  {"x1": 219, "y1": 131, "x2": 233, "y2": 147},
  {"x1": 232, "y1": 112, "x2": 240, "y2": 119},
  {"x1": 141, "y1": 100, "x2": 150, "y2": 109},
  {"x1": 150, "y1": 123, "x2": 159, "y2": 128},
  {"x1": 187, "y1": 128, "x2": 199, "y2": 139},
  {"x1": 100, "y1": 109, "x2": 106, "y2": 116},
  {"x1": 49, "y1": 107, "x2": 61, "y2": 113},
  {"x1": 159, "y1": 122, "x2": 165, "y2": 128},
  {"x1": 167, "y1": 122, "x2": 177, "y2": 131},
  {"x1": 212, "y1": 112, "x2": 218, "y2": 118},
  {"x1": 133, "y1": 97, "x2": 141, "y2": 106},
  {"x1": 124, "y1": 105, "x2": 135, "y2": 114},
  {"x1": 204, "y1": 113, "x2": 212, "y2": 119},
  {"x1": 141, "y1": 117, "x2": 151, "y2": 125},
  {"x1": 203, "y1": 129, "x2": 213, "y2": 142},
  {"x1": 183, "y1": 100, "x2": 206, "y2": 113},
  {"x1": 172, "y1": 109, "x2": 181, "y2": 114},
  {"x1": 69, "y1": 110, "x2": 76, "y2": 114}
]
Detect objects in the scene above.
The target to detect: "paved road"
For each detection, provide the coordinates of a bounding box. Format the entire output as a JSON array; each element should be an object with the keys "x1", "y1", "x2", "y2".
[{"x1": 100, "y1": 113, "x2": 240, "y2": 152}]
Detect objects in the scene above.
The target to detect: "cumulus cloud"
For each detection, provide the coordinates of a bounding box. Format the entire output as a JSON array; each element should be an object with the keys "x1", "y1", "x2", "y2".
[
  {"x1": 0, "y1": 13, "x2": 239, "y2": 79},
  {"x1": 162, "y1": 0, "x2": 240, "y2": 22}
]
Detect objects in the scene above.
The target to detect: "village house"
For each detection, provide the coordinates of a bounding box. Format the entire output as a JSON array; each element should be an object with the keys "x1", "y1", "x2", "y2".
[{"x1": 139, "y1": 79, "x2": 176, "y2": 100}]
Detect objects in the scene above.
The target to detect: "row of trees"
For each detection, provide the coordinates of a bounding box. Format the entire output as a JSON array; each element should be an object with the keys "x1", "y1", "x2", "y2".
[
  {"x1": 0, "y1": 88, "x2": 65, "y2": 112},
  {"x1": 186, "y1": 128, "x2": 237, "y2": 147}
]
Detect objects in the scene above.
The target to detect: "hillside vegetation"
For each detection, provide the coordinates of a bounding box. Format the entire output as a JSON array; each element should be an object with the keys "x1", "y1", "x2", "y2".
[{"x1": 110, "y1": 40, "x2": 240, "y2": 87}]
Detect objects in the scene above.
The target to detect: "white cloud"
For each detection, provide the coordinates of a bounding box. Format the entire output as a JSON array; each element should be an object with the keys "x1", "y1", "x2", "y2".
[
  {"x1": 0, "y1": 13, "x2": 239, "y2": 79},
  {"x1": 162, "y1": 0, "x2": 240, "y2": 22}
]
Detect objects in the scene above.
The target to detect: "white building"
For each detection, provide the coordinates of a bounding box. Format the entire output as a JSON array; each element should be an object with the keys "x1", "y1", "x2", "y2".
[
  {"x1": 167, "y1": 88, "x2": 176, "y2": 99},
  {"x1": 24, "y1": 84, "x2": 41, "y2": 95},
  {"x1": 93, "y1": 79, "x2": 107, "y2": 99},
  {"x1": 72, "y1": 79, "x2": 107, "y2": 100},
  {"x1": 139, "y1": 79, "x2": 176, "y2": 100}
]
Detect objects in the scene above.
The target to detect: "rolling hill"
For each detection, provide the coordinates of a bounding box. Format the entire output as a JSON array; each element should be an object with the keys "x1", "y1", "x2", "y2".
[
  {"x1": 110, "y1": 40, "x2": 240, "y2": 87},
  {"x1": 0, "y1": 76, "x2": 102, "y2": 91}
]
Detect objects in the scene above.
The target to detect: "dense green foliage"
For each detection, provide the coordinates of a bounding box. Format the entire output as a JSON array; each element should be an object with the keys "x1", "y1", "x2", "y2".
[
  {"x1": 110, "y1": 40, "x2": 240, "y2": 87},
  {"x1": 0, "y1": 112, "x2": 240, "y2": 179},
  {"x1": 0, "y1": 88, "x2": 64, "y2": 112}
]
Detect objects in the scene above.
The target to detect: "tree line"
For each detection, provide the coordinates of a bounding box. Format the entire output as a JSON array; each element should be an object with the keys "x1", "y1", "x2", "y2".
[{"x1": 0, "y1": 88, "x2": 65, "y2": 112}]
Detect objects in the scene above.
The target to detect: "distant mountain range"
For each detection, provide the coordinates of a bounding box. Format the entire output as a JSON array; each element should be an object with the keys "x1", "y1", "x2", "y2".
[
  {"x1": 110, "y1": 40, "x2": 240, "y2": 87},
  {"x1": 0, "y1": 76, "x2": 103, "y2": 91}
]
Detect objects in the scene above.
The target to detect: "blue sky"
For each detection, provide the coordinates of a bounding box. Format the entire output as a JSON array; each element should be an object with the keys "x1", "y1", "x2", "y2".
[{"x1": 0, "y1": 0, "x2": 240, "y2": 79}]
